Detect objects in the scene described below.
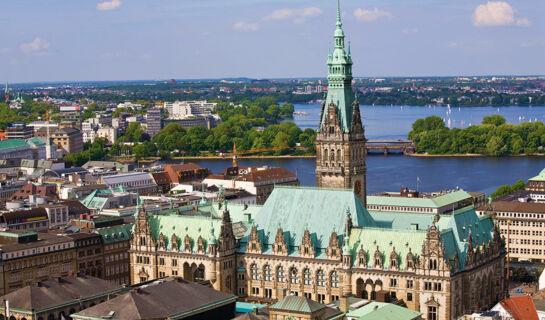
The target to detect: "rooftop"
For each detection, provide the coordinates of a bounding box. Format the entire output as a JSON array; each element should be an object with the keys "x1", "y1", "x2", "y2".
[
  {"x1": 72, "y1": 277, "x2": 236, "y2": 320},
  {"x1": 346, "y1": 302, "x2": 422, "y2": 320},
  {"x1": 367, "y1": 189, "x2": 473, "y2": 208},
  {"x1": 0, "y1": 275, "x2": 124, "y2": 313}
]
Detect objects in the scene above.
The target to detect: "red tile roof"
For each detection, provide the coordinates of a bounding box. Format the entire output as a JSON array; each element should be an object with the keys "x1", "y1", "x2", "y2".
[
  {"x1": 500, "y1": 296, "x2": 539, "y2": 320},
  {"x1": 213, "y1": 166, "x2": 297, "y2": 183},
  {"x1": 164, "y1": 163, "x2": 208, "y2": 184}
]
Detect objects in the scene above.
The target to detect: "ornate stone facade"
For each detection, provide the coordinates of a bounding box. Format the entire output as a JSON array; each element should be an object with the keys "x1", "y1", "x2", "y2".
[{"x1": 129, "y1": 187, "x2": 506, "y2": 320}]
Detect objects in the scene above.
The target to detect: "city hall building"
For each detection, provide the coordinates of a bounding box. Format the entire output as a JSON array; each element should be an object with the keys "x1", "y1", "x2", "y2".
[{"x1": 130, "y1": 3, "x2": 506, "y2": 320}]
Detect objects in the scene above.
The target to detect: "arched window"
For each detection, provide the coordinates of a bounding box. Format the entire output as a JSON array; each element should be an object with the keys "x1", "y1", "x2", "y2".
[
  {"x1": 303, "y1": 268, "x2": 312, "y2": 285},
  {"x1": 323, "y1": 149, "x2": 328, "y2": 161},
  {"x1": 264, "y1": 265, "x2": 272, "y2": 281},
  {"x1": 226, "y1": 275, "x2": 232, "y2": 289},
  {"x1": 290, "y1": 267, "x2": 299, "y2": 284},
  {"x1": 277, "y1": 266, "x2": 285, "y2": 283},
  {"x1": 429, "y1": 259, "x2": 437, "y2": 270},
  {"x1": 317, "y1": 269, "x2": 325, "y2": 286},
  {"x1": 330, "y1": 271, "x2": 339, "y2": 288},
  {"x1": 337, "y1": 149, "x2": 342, "y2": 162},
  {"x1": 251, "y1": 264, "x2": 258, "y2": 280},
  {"x1": 330, "y1": 149, "x2": 335, "y2": 161}
]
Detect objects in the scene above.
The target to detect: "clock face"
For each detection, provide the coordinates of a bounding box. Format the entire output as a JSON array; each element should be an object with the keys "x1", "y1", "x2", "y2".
[{"x1": 354, "y1": 180, "x2": 362, "y2": 196}]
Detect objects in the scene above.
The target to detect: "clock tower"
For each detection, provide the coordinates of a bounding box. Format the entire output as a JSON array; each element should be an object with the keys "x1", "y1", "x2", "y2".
[{"x1": 315, "y1": 0, "x2": 367, "y2": 206}]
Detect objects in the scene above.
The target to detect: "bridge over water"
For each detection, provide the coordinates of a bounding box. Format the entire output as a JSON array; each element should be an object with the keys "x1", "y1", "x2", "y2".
[{"x1": 365, "y1": 140, "x2": 415, "y2": 155}]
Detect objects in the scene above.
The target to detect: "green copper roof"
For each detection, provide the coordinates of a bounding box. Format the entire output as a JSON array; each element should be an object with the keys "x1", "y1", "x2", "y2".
[
  {"x1": 320, "y1": 0, "x2": 355, "y2": 133},
  {"x1": 367, "y1": 190, "x2": 472, "y2": 209},
  {"x1": 95, "y1": 224, "x2": 133, "y2": 244},
  {"x1": 81, "y1": 189, "x2": 114, "y2": 210},
  {"x1": 27, "y1": 137, "x2": 45, "y2": 146},
  {"x1": 239, "y1": 186, "x2": 376, "y2": 255},
  {"x1": 149, "y1": 214, "x2": 221, "y2": 253},
  {"x1": 0, "y1": 138, "x2": 28, "y2": 151},
  {"x1": 269, "y1": 296, "x2": 325, "y2": 313},
  {"x1": 347, "y1": 302, "x2": 422, "y2": 320},
  {"x1": 354, "y1": 206, "x2": 495, "y2": 271},
  {"x1": 348, "y1": 227, "x2": 426, "y2": 270},
  {"x1": 529, "y1": 168, "x2": 545, "y2": 182},
  {"x1": 436, "y1": 207, "x2": 495, "y2": 270}
]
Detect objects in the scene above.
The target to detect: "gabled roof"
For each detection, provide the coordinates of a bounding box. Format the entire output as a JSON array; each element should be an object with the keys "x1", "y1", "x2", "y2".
[
  {"x1": 0, "y1": 275, "x2": 124, "y2": 312},
  {"x1": 499, "y1": 296, "x2": 538, "y2": 320},
  {"x1": 269, "y1": 295, "x2": 325, "y2": 314},
  {"x1": 72, "y1": 277, "x2": 236, "y2": 320},
  {"x1": 239, "y1": 186, "x2": 376, "y2": 255}
]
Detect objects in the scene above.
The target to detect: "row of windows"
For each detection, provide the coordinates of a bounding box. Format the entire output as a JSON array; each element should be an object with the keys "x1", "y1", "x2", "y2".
[
  {"x1": 367, "y1": 205, "x2": 434, "y2": 213},
  {"x1": 5, "y1": 252, "x2": 73, "y2": 271},
  {"x1": 105, "y1": 252, "x2": 128, "y2": 263},
  {"x1": 250, "y1": 264, "x2": 340, "y2": 288},
  {"x1": 424, "y1": 281, "x2": 442, "y2": 291},
  {"x1": 13, "y1": 221, "x2": 48, "y2": 230},
  {"x1": 510, "y1": 248, "x2": 541, "y2": 255},
  {"x1": 497, "y1": 212, "x2": 545, "y2": 219},
  {"x1": 389, "y1": 279, "x2": 414, "y2": 289},
  {"x1": 136, "y1": 256, "x2": 150, "y2": 264},
  {"x1": 105, "y1": 241, "x2": 129, "y2": 250}
]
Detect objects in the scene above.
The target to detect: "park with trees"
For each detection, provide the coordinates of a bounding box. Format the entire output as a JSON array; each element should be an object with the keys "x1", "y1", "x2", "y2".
[{"x1": 408, "y1": 115, "x2": 545, "y2": 155}]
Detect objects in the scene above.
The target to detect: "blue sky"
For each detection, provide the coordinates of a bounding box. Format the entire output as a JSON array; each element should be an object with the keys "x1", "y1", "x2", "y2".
[{"x1": 1, "y1": 0, "x2": 544, "y2": 83}]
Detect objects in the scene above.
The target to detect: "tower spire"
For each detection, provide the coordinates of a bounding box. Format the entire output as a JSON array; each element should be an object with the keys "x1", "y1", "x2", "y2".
[{"x1": 336, "y1": 0, "x2": 342, "y2": 26}]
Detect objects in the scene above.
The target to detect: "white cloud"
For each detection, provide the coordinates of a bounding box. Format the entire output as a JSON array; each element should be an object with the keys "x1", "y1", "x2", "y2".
[
  {"x1": 97, "y1": 0, "x2": 122, "y2": 11},
  {"x1": 516, "y1": 18, "x2": 532, "y2": 27},
  {"x1": 263, "y1": 7, "x2": 322, "y2": 24},
  {"x1": 472, "y1": 1, "x2": 531, "y2": 27},
  {"x1": 353, "y1": 8, "x2": 392, "y2": 22},
  {"x1": 401, "y1": 28, "x2": 419, "y2": 35},
  {"x1": 20, "y1": 38, "x2": 50, "y2": 55},
  {"x1": 233, "y1": 21, "x2": 259, "y2": 32}
]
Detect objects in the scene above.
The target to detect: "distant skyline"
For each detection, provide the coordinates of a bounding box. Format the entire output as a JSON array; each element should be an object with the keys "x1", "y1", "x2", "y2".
[{"x1": 2, "y1": 0, "x2": 544, "y2": 83}]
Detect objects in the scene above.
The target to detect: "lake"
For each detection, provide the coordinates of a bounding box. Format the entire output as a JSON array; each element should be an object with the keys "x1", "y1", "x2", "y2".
[
  {"x1": 291, "y1": 103, "x2": 545, "y2": 140},
  {"x1": 183, "y1": 104, "x2": 545, "y2": 195}
]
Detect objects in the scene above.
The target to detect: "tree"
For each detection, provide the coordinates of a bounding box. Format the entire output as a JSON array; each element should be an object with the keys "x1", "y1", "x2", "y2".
[
  {"x1": 486, "y1": 136, "x2": 505, "y2": 156},
  {"x1": 482, "y1": 115, "x2": 506, "y2": 126},
  {"x1": 272, "y1": 132, "x2": 290, "y2": 148}
]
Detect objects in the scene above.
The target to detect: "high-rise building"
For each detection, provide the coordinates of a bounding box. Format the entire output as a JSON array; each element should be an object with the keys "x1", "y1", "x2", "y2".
[
  {"x1": 59, "y1": 106, "x2": 83, "y2": 130},
  {"x1": 315, "y1": 2, "x2": 367, "y2": 205},
  {"x1": 5, "y1": 123, "x2": 34, "y2": 140},
  {"x1": 146, "y1": 107, "x2": 163, "y2": 137}
]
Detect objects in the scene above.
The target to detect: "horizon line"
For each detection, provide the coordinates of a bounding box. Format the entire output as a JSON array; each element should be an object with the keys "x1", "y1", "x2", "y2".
[{"x1": 5, "y1": 74, "x2": 545, "y2": 86}]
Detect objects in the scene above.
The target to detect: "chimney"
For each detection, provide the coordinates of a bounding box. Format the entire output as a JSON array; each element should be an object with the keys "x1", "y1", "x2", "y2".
[
  {"x1": 434, "y1": 214, "x2": 440, "y2": 223},
  {"x1": 339, "y1": 295, "x2": 350, "y2": 314}
]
